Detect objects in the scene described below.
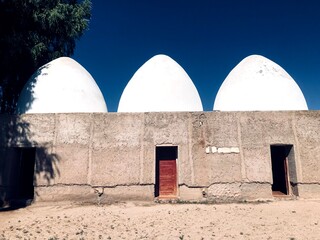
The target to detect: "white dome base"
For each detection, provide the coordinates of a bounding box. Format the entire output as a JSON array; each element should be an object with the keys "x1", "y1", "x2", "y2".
[
  {"x1": 16, "y1": 57, "x2": 108, "y2": 114},
  {"x1": 118, "y1": 54, "x2": 203, "y2": 112},
  {"x1": 213, "y1": 55, "x2": 308, "y2": 111}
]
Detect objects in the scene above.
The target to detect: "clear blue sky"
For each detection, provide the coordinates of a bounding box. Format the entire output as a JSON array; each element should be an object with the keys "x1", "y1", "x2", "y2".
[{"x1": 73, "y1": 0, "x2": 320, "y2": 112}]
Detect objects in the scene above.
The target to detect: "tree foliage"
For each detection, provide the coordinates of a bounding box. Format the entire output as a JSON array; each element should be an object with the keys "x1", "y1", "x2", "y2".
[{"x1": 0, "y1": 0, "x2": 92, "y2": 113}]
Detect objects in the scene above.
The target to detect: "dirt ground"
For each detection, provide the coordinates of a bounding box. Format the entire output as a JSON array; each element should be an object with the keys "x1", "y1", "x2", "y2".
[{"x1": 0, "y1": 199, "x2": 320, "y2": 240}]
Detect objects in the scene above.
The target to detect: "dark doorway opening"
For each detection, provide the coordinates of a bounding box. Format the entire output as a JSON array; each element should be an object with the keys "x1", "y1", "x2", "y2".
[
  {"x1": 270, "y1": 145, "x2": 294, "y2": 196},
  {"x1": 0, "y1": 147, "x2": 36, "y2": 208},
  {"x1": 155, "y1": 146, "x2": 178, "y2": 198},
  {"x1": 18, "y1": 148, "x2": 36, "y2": 201}
]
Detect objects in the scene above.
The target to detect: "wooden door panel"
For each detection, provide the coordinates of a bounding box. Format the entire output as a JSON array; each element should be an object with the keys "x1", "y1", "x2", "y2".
[{"x1": 159, "y1": 159, "x2": 176, "y2": 196}]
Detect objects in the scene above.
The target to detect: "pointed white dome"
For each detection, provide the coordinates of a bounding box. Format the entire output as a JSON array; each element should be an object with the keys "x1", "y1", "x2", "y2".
[
  {"x1": 16, "y1": 57, "x2": 108, "y2": 113},
  {"x1": 213, "y1": 55, "x2": 308, "y2": 111},
  {"x1": 118, "y1": 54, "x2": 203, "y2": 112}
]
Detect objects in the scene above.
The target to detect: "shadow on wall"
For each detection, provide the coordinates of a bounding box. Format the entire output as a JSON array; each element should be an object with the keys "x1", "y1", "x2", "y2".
[
  {"x1": 0, "y1": 114, "x2": 60, "y2": 210},
  {"x1": 15, "y1": 64, "x2": 50, "y2": 114}
]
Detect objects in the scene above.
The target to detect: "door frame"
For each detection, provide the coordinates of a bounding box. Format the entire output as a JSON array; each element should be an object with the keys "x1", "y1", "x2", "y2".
[
  {"x1": 155, "y1": 145, "x2": 178, "y2": 199},
  {"x1": 270, "y1": 144, "x2": 295, "y2": 197}
]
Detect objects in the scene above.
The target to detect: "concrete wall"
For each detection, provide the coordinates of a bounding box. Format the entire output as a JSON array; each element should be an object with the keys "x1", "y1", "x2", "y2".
[{"x1": 1, "y1": 111, "x2": 320, "y2": 204}]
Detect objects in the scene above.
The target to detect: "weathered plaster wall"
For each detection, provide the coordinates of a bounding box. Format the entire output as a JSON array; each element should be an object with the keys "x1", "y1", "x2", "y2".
[{"x1": 1, "y1": 111, "x2": 320, "y2": 204}]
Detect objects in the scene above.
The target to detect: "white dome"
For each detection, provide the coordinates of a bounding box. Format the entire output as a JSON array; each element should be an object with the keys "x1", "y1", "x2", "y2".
[
  {"x1": 213, "y1": 55, "x2": 308, "y2": 111},
  {"x1": 16, "y1": 57, "x2": 108, "y2": 113},
  {"x1": 118, "y1": 54, "x2": 203, "y2": 112}
]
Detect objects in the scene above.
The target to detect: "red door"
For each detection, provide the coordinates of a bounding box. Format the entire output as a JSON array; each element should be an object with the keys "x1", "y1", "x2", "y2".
[{"x1": 159, "y1": 159, "x2": 177, "y2": 197}]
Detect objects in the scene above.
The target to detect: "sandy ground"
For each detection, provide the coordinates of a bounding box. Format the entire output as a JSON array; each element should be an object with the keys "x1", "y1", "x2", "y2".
[{"x1": 0, "y1": 200, "x2": 320, "y2": 240}]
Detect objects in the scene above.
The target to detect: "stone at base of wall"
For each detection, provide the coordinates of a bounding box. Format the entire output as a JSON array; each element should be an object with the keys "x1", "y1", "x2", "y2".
[
  {"x1": 35, "y1": 185, "x2": 97, "y2": 203},
  {"x1": 34, "y1": 185, "x2": 155, "y2": 204},
  {"x1": 33, "y1": 183, "x2": 320, "y2": 204},
  {"x1": 99, "y1": 185, "x2": 154, "y2": 203},
  {"x1": 204, "y1": 183, "x2": 273, "y2": 202},
  {"x1": 179, "y1": 185, "x2": 204, "y2": 201},
  {"x1": 296, "y1": 184, "x2": 320, "y2": 199},
  {"x1": 164, "y1": 183, "x2": 274, "y2": 203},
  {"x1": 240, "y1": 183, "x2": 273, "y2": 200}
]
